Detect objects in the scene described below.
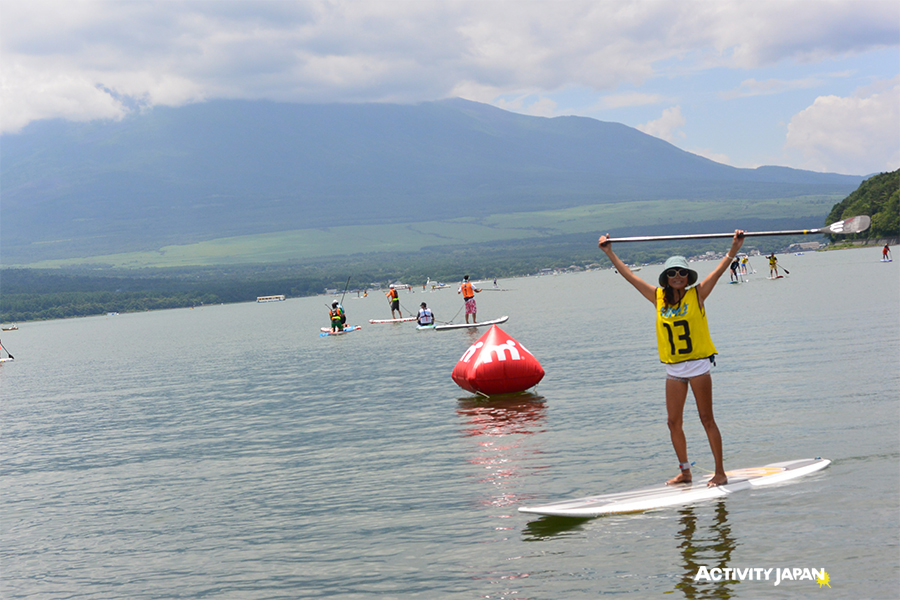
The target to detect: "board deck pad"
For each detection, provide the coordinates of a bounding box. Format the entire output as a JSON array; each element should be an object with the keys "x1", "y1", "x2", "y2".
[
  {"x1": 434, "y1": 316, "x2": 509, "y2": 330},
  {"x1": 319, "y1": 325, "x2": 362, "y2": 336},
  {"x1": 518, "y1": 458, "x2": 830, "y2": 517}
]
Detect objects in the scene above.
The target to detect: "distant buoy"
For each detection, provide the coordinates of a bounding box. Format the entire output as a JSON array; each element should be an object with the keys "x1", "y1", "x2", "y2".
[{"x1": 451, "y1": 325, "x2": 544, "y2": 396}]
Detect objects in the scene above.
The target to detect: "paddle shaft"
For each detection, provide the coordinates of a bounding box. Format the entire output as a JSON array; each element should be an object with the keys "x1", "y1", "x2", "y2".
[
  {"x1": 608, "y1": 228, "x2": 826, "y2": 243},
  {"x1": 604, "y1": 216, "x2": 870, "y2": 243},
  {"x1": 339, "y1": 276, "x2": 351, "y2": 306}
]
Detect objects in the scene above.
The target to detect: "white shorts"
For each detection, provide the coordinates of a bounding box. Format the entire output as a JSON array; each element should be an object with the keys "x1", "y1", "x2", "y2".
[{"x1": 665, "y1": 358, "x2": 712, "y2": 382}]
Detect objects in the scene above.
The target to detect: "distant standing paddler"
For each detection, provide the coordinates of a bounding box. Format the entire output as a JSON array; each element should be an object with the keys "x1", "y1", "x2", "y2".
[
  {"x1": 458, "y1": 275, "x2": 482, "y2": 324},
  {"x1": 386, "y1": 285, "x2": 402, "y2": 319},
  {"x1": 883, "y1": 244, "x2": 892, "y2": 261},
  {"x1": 768, "y1": 253, "x2": 780, "y2": 277}
]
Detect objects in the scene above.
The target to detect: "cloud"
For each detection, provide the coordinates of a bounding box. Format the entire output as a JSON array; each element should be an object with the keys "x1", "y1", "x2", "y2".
[
  {"x1": 720, "y1": 76, "x2": 823, "y2": 100},
  {"x1": 784, "y1": 78, "x2": 900, "y2": 175},
  {"x1": 636, "y1": 106, "x2": 685, "y2": 143},
  {"x1": 1, "y1": 0, "x2": 897, "y2": 132},
  {"x1": 597, "y1": 92, "x2": 666, "y2": 109},
  {"x1": 494, "y1": 95, "x2": 559, "y2": 117}
]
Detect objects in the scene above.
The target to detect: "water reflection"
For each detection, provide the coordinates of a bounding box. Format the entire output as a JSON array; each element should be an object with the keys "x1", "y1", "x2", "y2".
[
  {"x1": 521, "y1": 515, "x2": 591, "y2": 541},
  {"x1": 457, "y1": 393, "x2": 548, "y2": 597},
  {"x1": 672, "y1": 501, "x2": 738, "y2": 599},
  {"x1": 456, "y1": 393, "x2": 548, "y2": 510}
]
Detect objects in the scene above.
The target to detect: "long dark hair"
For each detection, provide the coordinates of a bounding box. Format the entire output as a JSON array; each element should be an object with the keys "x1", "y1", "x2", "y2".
[{"x1": 662, "y1": 284, "x2": 684, "y2": 308}]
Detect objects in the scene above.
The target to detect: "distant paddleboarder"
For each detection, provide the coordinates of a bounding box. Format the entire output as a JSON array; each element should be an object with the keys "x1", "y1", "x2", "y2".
[
  {"x1": 768, "y1": 253, "x2": 780, "y2": 277},
  {"x1": 883, "y1": 244, "x2": 892, "y2": 261},
  {"x1": 599, "y1": 230, "x2": 746, "y2": 488},
  {"x1": 329, "y1": 300, "x2": 346, "y2": 333},
  {"x1": 458, "y1": 275, "x2": 482, "y2": 324},
  {"x1": 416, "y1": 302, "x2": 435, "y2": 326},
  {"x1": 386, "y1": 285, "x2": 402, "y2": 319}
]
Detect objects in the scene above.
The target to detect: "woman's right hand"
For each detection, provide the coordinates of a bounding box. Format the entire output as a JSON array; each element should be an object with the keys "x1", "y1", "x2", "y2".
[{"x1": 598, "y1": 234, "x2": 612, "y2": 252}]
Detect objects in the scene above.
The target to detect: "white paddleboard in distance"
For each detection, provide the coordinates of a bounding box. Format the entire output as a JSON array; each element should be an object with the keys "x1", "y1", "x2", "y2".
[
  {"x1": 368, "y1": 317, "x2": 416, "y2": 323},
  {"x1": 433, "y1": 316, "x2": 509, "y2": 330},
  {"x1": 518, "y1": 458, "x2": 830, "y2": 517}
]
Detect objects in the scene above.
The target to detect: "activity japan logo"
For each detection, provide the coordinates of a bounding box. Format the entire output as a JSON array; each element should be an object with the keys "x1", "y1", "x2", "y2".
[{"x1": 693, "y1": 566, "x2": 831, "y2": 587}]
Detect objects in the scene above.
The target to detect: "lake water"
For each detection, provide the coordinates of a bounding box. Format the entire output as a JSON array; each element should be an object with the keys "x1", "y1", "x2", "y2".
[{"x1": 2, "y1": 248, "x2": 898, "y2": 599}]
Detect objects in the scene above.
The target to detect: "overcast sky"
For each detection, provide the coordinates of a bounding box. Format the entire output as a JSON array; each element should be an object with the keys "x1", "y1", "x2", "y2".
[{"x1": 2, "y1": 0, "x2": 897, "y2": 175}]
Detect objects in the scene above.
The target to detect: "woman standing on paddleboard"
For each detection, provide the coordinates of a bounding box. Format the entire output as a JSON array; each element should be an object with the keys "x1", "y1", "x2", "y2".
[{"x1": 599, "y1": 230, "x2": 745, "y2": 487}]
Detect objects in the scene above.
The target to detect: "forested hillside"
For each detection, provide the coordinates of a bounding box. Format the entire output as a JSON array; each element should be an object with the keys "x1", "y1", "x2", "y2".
[{"x1": 825, "y1": 170, "x2": 899, "y2": 241}]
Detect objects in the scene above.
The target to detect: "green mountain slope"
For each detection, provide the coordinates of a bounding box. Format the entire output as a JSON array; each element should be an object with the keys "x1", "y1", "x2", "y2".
[{"x1": 825, "y1": 170, "x2": 899, "y2": 241}]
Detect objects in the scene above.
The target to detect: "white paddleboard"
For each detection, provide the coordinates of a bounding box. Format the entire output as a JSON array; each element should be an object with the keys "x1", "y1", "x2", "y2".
[
  {"x1": 368, "y1": 317, "x2": 416, "y2": 323},
  {"x1": 518, "y1": 458, "x2": 830, "y2": 517},
  {"x1": 0, "y1": 357, "x2": 13, "y2": 363},
  {"x1": 416, "y1": 324, "x2": 436, "y2": 331},
  {"x1": 434, "y1": 316, "x2": 509, "y2": 331},
  {"x1": 881, "y1": 258, "x2": 892, "y2": 262}
]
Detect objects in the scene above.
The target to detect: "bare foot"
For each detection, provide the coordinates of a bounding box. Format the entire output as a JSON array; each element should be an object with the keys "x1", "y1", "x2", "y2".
[
  {"x1": 707, "y1": 474, "x2": 728, "y2": 487},
  {"x1": 666, "y1": 470, "x2": 692, "y2": 486}
]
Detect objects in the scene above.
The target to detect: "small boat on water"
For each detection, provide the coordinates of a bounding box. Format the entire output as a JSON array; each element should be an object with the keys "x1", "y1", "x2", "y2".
[{"x1": 2, "y1": 323, "x2": 18, "y2": 331}]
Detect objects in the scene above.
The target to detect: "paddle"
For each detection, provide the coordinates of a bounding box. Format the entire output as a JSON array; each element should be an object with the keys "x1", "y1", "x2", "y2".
[
  {"x1": 601, "y1": 215, "x2": 870, "y2": 243},
  {"x1": 0, "y1": 340, "x2": 12, "y2": 360},
  {"x1": 339, "y1": 276, "x2": 351, "y2": 306}
]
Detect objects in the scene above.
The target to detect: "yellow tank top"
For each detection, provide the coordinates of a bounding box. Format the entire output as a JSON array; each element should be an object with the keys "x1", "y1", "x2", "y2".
[{"x1": 655, "y1": 287, "x2": 717, "y2": 364}]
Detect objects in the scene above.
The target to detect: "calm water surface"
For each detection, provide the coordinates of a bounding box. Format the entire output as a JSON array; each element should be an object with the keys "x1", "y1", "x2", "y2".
[{"x1": 2, "y1": 248, "x2": 898, "y2": 599}]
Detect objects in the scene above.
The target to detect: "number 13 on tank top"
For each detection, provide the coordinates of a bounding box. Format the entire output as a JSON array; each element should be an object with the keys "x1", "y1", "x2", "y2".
[{"x1": 662, "y1": 320, "x2": 693, "y2": 356}]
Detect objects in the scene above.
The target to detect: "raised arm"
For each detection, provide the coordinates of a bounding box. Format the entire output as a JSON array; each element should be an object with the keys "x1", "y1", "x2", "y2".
[
  {"x1": 696, "y1": 230, "x2": 745, "y2": 301},
  {"x1": 599, "y1": 234, "x2": 657, "y2": 304}
]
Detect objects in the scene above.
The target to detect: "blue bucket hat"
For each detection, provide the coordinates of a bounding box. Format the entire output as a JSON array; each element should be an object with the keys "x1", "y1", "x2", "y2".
[{"x1": 659, "y1": 256, "x2": 698, "y2": 287}]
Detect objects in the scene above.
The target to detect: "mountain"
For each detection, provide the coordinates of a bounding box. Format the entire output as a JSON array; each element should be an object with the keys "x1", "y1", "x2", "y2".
[{"x1": 1, "y1": 98, "x2": 865, "y2": 265}]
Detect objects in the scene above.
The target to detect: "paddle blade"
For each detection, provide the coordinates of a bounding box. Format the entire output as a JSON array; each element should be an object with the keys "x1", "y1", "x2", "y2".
[{"x1": 829, "y1": 215, "x2": 870, "y2": 234}]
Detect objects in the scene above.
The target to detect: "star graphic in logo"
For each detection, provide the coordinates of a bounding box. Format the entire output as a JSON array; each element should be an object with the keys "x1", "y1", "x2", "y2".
[{"x1": 816, "y1": 571, "x2": 831, "y2": 588}]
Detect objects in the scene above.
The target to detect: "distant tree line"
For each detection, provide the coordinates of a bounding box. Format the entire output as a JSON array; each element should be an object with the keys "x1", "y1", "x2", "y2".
[{"x1": 1, "y1": 231, "x2": 823, "y2": 324}]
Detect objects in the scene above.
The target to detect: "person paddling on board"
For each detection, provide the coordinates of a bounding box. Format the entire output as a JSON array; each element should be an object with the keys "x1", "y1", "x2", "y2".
[
  {"x1": 729, "y1": 256, "x2": 740, "y2": 282},
  {"x1": 386, "y1": 285, "x2": 402, "y2": 320},
  {"x1": 768, "y1": 253, "x2": 780, "y2": 277},
  {"x1": 417, "y1": 302, "x2": 435, "y2": 326},
  {"x1": 329, "y1": 300, "x2": 346, "y2": 332},
  {"x1": 883, "y1": 244, "x2": 892, "y2": 261},
  {"x1": 458, "y1": 275, "x2": 482, "y2": 324},
  {"x1": 599, "y1": 230, "x2": 745, "y2": 488}
]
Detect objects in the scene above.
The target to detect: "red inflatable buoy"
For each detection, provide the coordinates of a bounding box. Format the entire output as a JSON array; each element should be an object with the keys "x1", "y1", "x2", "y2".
[{"x1": 451, "y1": 325, "x2": 544, "y2": 396}]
